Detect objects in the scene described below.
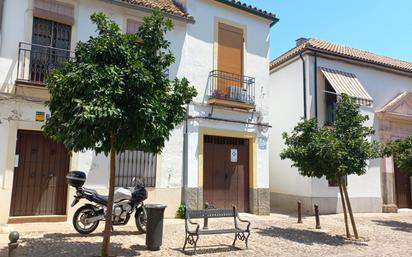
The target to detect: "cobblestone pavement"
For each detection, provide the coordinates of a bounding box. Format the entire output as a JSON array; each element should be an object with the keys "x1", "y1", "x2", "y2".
[{"x1": 1, "y1": 211, "x2": 412, "y2": 257}]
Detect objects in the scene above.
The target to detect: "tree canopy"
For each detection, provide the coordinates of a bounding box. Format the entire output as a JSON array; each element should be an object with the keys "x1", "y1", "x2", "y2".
[
  {"x1": 383, "y1": 136, "x2": 412, "y2": 176},
  {"x1": 280, "y1": 94, "x2": 377, "y2": 180},
  {"x1": 44, "y1": 10, "x2": 197, "y2": 155}
]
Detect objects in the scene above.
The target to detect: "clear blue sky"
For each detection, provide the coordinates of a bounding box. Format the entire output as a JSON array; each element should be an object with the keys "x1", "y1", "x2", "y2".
[{"x1": 242, "y1": 0, "x2": 412, "y2": 62}]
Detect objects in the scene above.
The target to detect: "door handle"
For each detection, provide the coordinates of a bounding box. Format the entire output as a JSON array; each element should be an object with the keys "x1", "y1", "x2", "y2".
[
  {"x1": 49, "y1": 173, "x2": 54, "y2": 178},
  {"x1": 224, "y1": 173, "x2": 228, "y2": 179}
]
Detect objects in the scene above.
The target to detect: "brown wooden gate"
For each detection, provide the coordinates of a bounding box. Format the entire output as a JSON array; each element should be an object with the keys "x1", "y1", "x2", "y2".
[
  {"x1": 203, "y1": 135, "x2": 249, "y2": 212},
  {"x1": 10, "y1": 130, "x2": 70, "y2": 216},
  {"x1": 395, "y1": 165, "x2": 412, "y2": 208}
]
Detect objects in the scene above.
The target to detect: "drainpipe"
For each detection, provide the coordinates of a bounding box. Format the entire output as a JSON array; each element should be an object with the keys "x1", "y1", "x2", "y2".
[
  {"x1": 314, "y1": 52, "x2": 318, "y2": 118},
  {"x1": 0, "y1": 0, "x2": 4, "y2": 47},
  {"x1": 300, "y1": 53, "x2": 307, "y2": 119},
  {"x1": 182, "y1": 104, "x2": 189, "y2": 205}
]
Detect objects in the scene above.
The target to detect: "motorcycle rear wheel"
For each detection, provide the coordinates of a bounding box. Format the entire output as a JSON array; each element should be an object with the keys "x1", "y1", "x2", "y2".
[
  {"x1": 135, "y1": 207, "x2": 147, "y2": 233},
  {"x1": 73, "y1": 205, "x2": 100, "y2": 234}
]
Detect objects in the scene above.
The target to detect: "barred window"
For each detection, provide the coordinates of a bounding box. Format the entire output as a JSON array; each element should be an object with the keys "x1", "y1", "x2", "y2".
[{"x1": 115, "y1": 150, "x2": 157, "y2": 187}]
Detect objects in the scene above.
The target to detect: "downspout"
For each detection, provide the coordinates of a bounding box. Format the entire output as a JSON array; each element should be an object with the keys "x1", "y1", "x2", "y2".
[
  {"x1": 314, "y1": 52, "x2": 318, "y2": 118},
  {"x1": 0, "y1": 0, "x2": 4, "y2": 47},
  {"x1": 299, "y1": 53, "x2": 307, "y2": 119},
  {"x1": 182, "y1": 104, "x2": 189, "y2": 205}
]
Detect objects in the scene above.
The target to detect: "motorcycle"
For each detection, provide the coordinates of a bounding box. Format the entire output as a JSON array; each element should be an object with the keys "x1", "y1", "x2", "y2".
[{"x1": 66, "y1": 170, "x2": 148, "y2": 234}]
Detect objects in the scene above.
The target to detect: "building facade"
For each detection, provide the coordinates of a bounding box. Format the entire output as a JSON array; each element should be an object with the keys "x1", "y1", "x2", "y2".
[
  {"x1": 0, "y1": 0, "x2": 276, "y2": 224},
  {"x1": 269, "y1": 38, "x2": 412, "y2": 214}
]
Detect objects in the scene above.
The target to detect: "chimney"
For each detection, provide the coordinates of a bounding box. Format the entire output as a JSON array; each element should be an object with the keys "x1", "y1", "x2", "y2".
[{"x1": 295, "y1": 37, "x2": 308, "y2": 46}]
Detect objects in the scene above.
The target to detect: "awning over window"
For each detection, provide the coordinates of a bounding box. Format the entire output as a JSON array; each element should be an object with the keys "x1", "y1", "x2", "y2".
[{"x1": 320, "y1": 67, "x2": 373, "y2": 106}]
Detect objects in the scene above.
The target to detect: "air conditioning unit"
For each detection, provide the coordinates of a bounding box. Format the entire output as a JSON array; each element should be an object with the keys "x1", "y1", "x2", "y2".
[{"x1": 229, "y1": 86, "x2": 246, "y2": 102}]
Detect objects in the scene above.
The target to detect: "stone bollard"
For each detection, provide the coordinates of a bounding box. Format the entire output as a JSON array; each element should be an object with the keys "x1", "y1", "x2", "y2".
[
  {"x1": 314, "y1": 205, "x2": 321, "y2": 229},
  {"x1": 297, "y1": 201, "x2": 303, "y2": 224},
  {"x1": 8, "y1": 231, "x2": 19, "y2": 257},
  {"x1": 203, "y1": 202, "x2": 209, "y2": 230}
]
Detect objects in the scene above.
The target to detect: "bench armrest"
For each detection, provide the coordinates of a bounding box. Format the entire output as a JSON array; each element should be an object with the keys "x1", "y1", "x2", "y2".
[
  {"x1": 236, "y1": 215, "x2": 251, "y2": 231},
  {"x1": 185, "y1": 217, "x2": 200, "y2": 234}
]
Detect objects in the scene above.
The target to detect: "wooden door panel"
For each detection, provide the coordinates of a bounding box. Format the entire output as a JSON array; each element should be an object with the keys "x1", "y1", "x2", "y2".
[
  {"x1": 395, "y1": 165, "x2": 412, "y2": 208},
  {"x1": 10, "y1": 131, "x2": 69, "y2": 216},
  {"x1": 203, "y1": 135, "x2": 249, "y2": 212}
]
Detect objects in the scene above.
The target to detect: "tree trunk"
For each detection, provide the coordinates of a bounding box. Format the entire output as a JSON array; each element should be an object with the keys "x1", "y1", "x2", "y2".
[
  {"x1": 342, "y1": 182, "x2": 359, "y2": 239},
  {"x1": 102, "y1": 133, "x2": 116, "y2": 257},
  {"x1": 338, "y1": 177, "x2": 350, "y2": 238}
]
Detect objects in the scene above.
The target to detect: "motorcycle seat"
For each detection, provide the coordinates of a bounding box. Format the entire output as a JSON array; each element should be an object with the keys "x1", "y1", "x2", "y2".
[{"x1": 83, "y1": 188, "x2": 108, "y2": 204}]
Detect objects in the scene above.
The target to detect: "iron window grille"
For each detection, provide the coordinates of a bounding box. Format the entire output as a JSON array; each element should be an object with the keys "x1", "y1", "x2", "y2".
[{"x1": 115, "y1": 150, "x2": 157, "y2": 187}]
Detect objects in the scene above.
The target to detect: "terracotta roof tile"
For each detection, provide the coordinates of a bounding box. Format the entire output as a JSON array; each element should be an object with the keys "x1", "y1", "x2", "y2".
[
  {"x1": 215, "y1": 0, "x2": 277, "y2": 20},
  {"x1": 122, "y1": 0, "x2": 189, "y2": 18},
  {"x1": 270, "y1": 38, "x2": 412, "y2": 74}
]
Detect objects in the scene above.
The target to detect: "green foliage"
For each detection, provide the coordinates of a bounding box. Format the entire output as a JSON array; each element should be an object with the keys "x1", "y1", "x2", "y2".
[
  {"x1": 176, "y1": 204, "x2": 186, "y2": 219},
  {"x1": 382, "y1": 136, "x2": 412, "y2": 176},
  {"x1": 280, "y1": 94, "x2": 377, "y2": 180},
  {"x1": 44, "y1": 10, "x2": 197, "y2": 155}
]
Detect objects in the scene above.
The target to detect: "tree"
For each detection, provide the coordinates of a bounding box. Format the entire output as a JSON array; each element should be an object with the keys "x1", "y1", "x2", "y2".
[
  {"x1": 280, "y1": 94, "x2": 377, "y2": 239},
  {"x1": 44, "y1": 10, "x2": 197, "y2": 257},
  {"x1": 382, "y1": 136, "x2": 412, "y2": 176}
]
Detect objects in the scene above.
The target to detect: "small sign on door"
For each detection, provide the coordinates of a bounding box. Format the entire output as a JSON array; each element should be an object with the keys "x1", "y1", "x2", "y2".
[{"x1": 230, "y1": 149, "x2": 238, "y2": 162}]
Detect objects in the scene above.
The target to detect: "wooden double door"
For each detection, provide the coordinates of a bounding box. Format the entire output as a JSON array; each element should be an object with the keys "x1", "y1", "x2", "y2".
[
  {"x1": 203, "y1": 135, "x2": 249, "y2": 212},
  {"x1": 395, "y1": 165, "x2": 412, "y2": 208},
  {"x1": 10, "y1": 130, "x2": 70, "y2": 216}
]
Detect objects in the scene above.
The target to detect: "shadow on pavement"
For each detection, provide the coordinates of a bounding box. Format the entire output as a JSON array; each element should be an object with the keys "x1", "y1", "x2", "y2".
[
  {"x1": 171, "y1": 244, "x2": 243, "y2": 256},
  {"x1": 373, "y1": 220, "x2": 412, "y2": 233},
  {"x1": 256, "y1": 226, "x2": 363, "y2": 246},
  {"x1": 0, "y1": 233, "x2": 140, "y2": 257},
  {"x1": 43, "y1": 230, "x2": 141, "y2": 238}
]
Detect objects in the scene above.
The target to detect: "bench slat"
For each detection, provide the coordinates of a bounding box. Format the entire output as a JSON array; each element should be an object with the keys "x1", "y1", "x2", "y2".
[{"x1": 187, "y1": 208, "x2": 235, "y2": 219}]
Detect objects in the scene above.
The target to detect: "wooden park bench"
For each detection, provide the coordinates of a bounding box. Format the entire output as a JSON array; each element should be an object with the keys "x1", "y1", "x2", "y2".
[{"x1": 183, "y1": 205, "x2": 251, "y2": 254}]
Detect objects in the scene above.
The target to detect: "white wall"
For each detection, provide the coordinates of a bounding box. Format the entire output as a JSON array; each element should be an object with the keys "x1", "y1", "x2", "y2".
[{"x1": 268, "y1": 57, "x2": 313, "y2": 197}]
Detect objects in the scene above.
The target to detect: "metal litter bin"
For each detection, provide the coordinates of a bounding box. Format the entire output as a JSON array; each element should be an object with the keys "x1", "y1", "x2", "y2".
[{"x1": 145, "y1": 204, "x2": 167, "y2": 251}]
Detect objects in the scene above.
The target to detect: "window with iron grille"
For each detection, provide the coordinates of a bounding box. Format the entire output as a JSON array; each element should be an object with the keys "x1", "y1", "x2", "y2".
[
  {"x1": 30, "y1": 17, "x2": 72, "y2": 83},
  {"x1": 115, "y1": 150, "x2": 157, "y2": 187}
]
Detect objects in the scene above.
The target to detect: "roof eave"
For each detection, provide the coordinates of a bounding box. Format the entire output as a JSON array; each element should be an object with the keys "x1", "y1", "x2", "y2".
[
  {"x1": 214, "y1": 0, "x2": 278, "y2": 26},
  {"x1": 271, "y1": 47, "x2": 412, "y2": 77},
  {"x1": 99, "y1": 0, "x2": 196, "y2": 24}
]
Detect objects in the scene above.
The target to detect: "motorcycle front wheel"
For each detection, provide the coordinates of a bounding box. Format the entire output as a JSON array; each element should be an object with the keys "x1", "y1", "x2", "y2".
[
  {"x1": 73, "y1": 205, "x2": 100, "y2": 234},
  {"x1": 135, "y1": 206, "x2": 147, "y2": 233}
]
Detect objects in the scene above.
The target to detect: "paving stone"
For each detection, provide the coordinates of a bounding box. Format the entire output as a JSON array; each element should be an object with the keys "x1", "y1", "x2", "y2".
[{"x1": 0, "y1": 212, "x2": 412, "y2": 257}]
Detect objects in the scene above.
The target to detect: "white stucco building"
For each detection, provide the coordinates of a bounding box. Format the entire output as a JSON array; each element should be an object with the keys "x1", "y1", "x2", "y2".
[
  {"x1": 269, "y1": 38, "x2": 412, "y2": 214},
  {"x1": 0, "y1": 0, "x2": 277, "y2": 224}
]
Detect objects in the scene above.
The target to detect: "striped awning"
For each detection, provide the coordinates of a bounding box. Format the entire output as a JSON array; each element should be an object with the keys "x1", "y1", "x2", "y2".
[{"x1": 320, "y1": 67, "x2": 373, "y2": 105}]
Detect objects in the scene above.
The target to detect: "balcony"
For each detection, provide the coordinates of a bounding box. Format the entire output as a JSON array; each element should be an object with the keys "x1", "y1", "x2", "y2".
[
  {"x1": 207, "y1": 70, "x2": 256, "y2": 110},
  {"x1": 16, "y1": 42, "x2": 73, "y2": 87}
]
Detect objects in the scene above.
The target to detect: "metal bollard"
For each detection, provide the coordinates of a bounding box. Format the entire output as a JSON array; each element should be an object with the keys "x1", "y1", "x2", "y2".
[
  {"x1": 203, "y1": 202, "x2": 209, "y2": 230},
  {"x1": 314, "y1": 204, "x2": 321, "y2": 229},
  {"x1": 297, "y1": 201, "x2": 303, "y2": 224},
  {"x1": 8, "y1": 231, "x2": 19, "y2": 257}
]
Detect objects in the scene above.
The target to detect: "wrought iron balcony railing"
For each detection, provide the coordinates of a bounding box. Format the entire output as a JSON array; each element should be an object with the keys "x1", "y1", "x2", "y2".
[
  {"x1": 208, "y1": 70, "x2": 256, "y2": 106},
  {"x1": 17, "y1": 42, "x2": 74, "y2": 86}
]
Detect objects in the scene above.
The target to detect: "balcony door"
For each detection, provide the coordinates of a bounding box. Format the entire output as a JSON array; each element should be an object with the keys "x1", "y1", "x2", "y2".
[
  {"x1": 30, "y1": 17, "x2": 71, "y2": 83},
  {"x1": 217, "y1": 23, "x2": 244, "y2": 97}
]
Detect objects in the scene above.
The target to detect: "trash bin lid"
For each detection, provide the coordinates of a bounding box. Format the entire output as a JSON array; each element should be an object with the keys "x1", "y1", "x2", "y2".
[{"x1": 145, "y1": 204, "x2": 167, "y2": 209}]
